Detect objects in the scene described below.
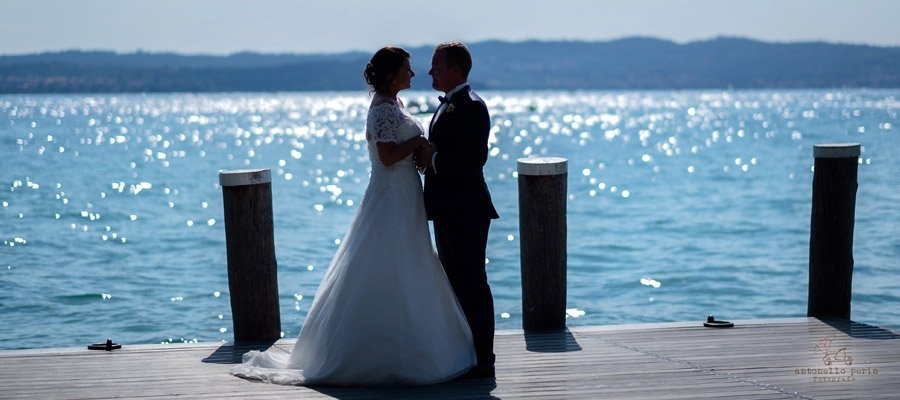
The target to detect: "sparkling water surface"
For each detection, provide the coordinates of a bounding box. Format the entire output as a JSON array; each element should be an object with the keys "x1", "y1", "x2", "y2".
[{"x1": 2, "y1": 90, "x2": 898, "y2": 350}]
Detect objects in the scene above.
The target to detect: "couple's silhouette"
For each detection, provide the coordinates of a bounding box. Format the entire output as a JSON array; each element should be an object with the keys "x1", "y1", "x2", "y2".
[{"x1": 231, "y1": 42, "x2": 498, "y2": 385}]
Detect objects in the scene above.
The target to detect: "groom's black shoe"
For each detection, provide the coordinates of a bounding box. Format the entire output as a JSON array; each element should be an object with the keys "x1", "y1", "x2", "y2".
[{"x1": 458, "y1": 364, "x2": 495, "y2": 380}]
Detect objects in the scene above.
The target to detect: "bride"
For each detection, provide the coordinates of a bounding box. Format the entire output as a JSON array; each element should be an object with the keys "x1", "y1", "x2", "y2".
[{"x1": 230, "y1": 47, "x2": 476, "y2": 386}]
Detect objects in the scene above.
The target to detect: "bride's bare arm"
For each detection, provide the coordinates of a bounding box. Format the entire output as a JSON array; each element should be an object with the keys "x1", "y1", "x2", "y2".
[{"x1": 376, "y1": 135, "x2": 429, "y2": 167}]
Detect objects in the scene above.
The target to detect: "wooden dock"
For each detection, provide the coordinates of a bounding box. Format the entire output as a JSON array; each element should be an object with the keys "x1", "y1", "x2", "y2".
[{"x1": 1, "y1": 317, "x2": 898, "y2": 399}]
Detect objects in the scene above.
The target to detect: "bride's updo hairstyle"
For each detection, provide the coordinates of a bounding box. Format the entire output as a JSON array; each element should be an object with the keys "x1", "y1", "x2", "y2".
[{"x1": 364, "y1": 46, "x2": 410, "y2": 93}]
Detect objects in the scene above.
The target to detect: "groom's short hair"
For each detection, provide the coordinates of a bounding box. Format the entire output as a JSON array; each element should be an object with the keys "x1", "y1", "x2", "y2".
[{"x1": 435, "y1": 42, "x2": 472, "y2": 79}]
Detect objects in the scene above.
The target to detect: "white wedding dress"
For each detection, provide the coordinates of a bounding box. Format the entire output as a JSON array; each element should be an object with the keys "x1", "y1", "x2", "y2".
[{"x1": 230, "y1": 94, "x2": 476, "y2": 386}]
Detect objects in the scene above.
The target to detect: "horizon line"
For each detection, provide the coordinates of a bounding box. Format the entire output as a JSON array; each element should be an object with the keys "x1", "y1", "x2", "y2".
[{"x1": 3, "y1": 35, "x2": 896, "y2": 58}]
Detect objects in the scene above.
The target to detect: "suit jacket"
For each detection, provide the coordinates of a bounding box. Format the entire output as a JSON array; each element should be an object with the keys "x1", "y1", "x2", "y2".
[{"x1": 424, "y1": 86, "x2": 499, "y2": 221}]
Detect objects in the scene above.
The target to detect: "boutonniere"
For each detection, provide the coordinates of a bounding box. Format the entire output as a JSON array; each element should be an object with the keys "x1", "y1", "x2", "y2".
[{"x1": 445, "y1": 103, "x2": 456, "y2": 114}]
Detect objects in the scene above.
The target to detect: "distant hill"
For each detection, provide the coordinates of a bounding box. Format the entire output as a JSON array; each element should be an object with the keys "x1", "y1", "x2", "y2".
[{"x1": 2, "y1": 37, "x2": 899, "y2": 93}]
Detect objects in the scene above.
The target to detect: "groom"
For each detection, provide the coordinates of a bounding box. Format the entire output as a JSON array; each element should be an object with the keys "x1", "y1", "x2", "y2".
[{"x1": 417, "y1": 42, "x2": 499, "y2": 379}]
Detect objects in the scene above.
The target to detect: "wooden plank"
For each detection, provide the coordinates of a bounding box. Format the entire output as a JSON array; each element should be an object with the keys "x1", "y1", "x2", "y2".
[{"x1": 0, "y1": 318, "x2": 897, "y2": 399}]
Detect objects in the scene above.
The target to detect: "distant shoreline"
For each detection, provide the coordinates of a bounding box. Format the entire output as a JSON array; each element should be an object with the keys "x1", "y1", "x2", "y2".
[{"x1": 2, "y1": 37, "x2": 900, "y2": 94}]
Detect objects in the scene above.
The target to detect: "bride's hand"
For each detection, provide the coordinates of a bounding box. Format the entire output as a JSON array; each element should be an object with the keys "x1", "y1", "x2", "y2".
[
  {"x1": 418, "y1": 143, "x2": 436, "y2": 168},
  {"x1": 415, "y1": 135, "x2": 430, "y2": 148},
  {"x1": 377, "y1": 135, "x2": 430, "y2": 167}
]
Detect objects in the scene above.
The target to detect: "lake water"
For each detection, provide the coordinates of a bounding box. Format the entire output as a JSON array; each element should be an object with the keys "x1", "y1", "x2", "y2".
[{"x1": 2, "y1": 89, "x2": 898, "y2": 350}]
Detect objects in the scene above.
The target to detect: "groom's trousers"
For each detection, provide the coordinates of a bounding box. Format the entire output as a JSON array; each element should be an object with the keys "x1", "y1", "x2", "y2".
[{"x1": 433, "y1": 217, "x2": 495, "y2": 367}]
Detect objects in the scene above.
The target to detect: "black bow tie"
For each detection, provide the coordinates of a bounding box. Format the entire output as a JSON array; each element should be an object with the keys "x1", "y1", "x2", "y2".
[{"x1": 438, "y1": 96, "x2": 447, "y2": 104}]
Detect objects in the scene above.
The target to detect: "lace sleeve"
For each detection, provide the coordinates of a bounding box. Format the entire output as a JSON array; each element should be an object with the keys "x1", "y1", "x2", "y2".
[{"x1": 366, "y1": 103, "x2": 400, "y2": 143}]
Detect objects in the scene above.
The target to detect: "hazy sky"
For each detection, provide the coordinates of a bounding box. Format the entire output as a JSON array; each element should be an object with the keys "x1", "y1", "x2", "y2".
[{"x1": 2, "y1": 0, "x2": 898, "y2": 56}]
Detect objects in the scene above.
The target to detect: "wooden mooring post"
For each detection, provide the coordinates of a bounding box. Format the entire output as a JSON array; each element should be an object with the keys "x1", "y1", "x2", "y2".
[
  {"x1": 517, "y1": 157, "x2": 568, "y2": 331},
  {"x1": 807, "y1": 143, "x2": 859, "y2": 320},
  {"x1": 219, "y1": 169, "x2": 281, "y2": 342}
]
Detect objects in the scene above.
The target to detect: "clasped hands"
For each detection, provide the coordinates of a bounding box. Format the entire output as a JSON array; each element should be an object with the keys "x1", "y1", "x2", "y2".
[{"x1": 413, "y1": 135, "x2": 436, "y2": 170}]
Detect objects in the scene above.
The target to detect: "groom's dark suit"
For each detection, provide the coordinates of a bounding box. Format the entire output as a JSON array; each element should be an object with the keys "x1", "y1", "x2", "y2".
[{"x1": 424, "y1": 85, "x2": 499, "y2": 369}]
